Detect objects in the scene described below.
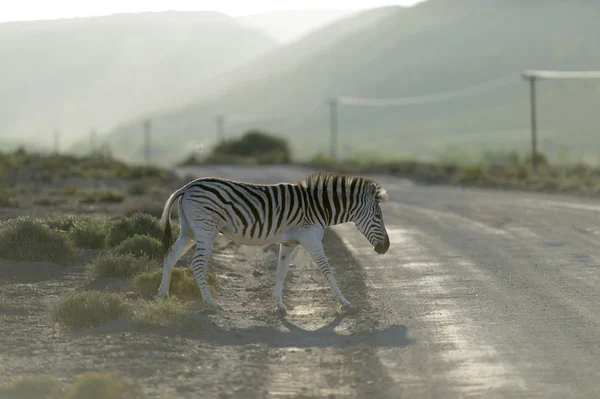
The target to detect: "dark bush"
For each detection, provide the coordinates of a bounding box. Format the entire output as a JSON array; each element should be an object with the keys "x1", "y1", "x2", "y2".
[{"x1": 206, "y1": 130, "x2": 292, "y2": 164}]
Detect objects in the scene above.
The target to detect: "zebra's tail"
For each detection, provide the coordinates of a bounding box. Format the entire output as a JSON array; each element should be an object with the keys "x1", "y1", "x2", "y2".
[{"x1": 161, "y1": 187, "x2": 187, "y2": 258}]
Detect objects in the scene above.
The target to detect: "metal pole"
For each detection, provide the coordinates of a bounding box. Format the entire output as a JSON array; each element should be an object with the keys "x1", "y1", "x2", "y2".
[
  {"x1": 216, "y1": 115, "x2": 225, "y2": 141},
  {"x1": 529, "y1": 77, "x2": 538, "y2": 170},
  {"x1": 144, "y1": 119, "x2": 151, "y2": 164},
  {"x1": 329, "y1": 98, "x2": 338, "y2": 162},
  {"x1": 90, "y1": 129, "x2": 97, "y2": 157}
]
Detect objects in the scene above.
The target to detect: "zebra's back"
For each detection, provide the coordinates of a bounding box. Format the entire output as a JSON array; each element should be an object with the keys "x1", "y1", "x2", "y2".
[{"x1": 180, "y1": 177, "x2": 305, "y2": 245}]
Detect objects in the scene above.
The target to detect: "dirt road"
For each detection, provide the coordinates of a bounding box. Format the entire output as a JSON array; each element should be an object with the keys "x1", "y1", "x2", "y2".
[
  {"x1": 178, "y1": 165, "x2": 600, "y2": 398},
  {"x1": 2, "y1": 165, "x2": 600, "y2": 398}
]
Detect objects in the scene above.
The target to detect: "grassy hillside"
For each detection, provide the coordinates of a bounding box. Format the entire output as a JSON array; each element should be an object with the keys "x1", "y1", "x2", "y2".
[
  {"x1": 0, "y1": 11, "x2": 277, "y2": 148},
  {"x1": 106, "y1": 0, "x2": 600, "y2": 166}
]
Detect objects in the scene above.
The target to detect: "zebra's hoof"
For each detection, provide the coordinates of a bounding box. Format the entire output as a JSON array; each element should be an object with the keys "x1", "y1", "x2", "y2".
[
  {"x1": 153, "y1": 294, "x2": 167, "y2": 301},
  {"x1": 275, "y1": 305, "x2": 288, "y2": 316},
  {"x1": 209, "y1": 302, "x2": 223, "y2": 312},
  {"x1": 340, "y1": 301, "x2": 354, "y2": 312}
]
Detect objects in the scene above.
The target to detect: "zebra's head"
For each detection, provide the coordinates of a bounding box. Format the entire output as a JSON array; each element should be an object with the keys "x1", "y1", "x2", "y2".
[{"x1": 353, "y1": 179, "x2": 390, "y2": 255}]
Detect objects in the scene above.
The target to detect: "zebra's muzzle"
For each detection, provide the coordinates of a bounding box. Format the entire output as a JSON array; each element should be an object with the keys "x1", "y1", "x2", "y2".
[{"x1": 374, "y1": 234, "x2": 390, "y2": 255}]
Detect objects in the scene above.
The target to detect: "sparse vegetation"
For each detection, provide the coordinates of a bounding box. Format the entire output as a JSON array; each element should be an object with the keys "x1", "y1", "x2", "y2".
[
  {"x1": 115, "y1": 234, "x2": 163, "y2": 259},
  {"x1": 0, "y1": 217, "x2": 77, "y2": 262},
  {"x1": 85, "y1": 252, "x2": 157, "y2": 279}
]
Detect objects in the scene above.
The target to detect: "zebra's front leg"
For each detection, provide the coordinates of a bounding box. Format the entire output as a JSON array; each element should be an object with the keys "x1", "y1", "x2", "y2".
[
  {"x1": 301, "y1": 238, "x2": 352, "y2": 311},
  {"x1": 273, "y1": 243, "x2": 298, "y2": 316},
  {"x1": 190, "y1": 237, "x2": 222, "y2": 311}
]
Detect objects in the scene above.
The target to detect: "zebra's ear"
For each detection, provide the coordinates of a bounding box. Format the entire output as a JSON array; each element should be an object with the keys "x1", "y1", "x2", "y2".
[{"x1": 375, "y1": 185, "x2": 388, "y2": 204}]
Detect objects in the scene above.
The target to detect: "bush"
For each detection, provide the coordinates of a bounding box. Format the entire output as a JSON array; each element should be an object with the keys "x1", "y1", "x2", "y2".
[
  {"x1": 106, "y1": 213, "x2": 162, "y2": 247},
  {"x1": 0, "y1": 217, "x2": 77, "y2": 262},
  {"x1": 68, "y1": 218, "x2": 107, "y2": 249},
  {"x1": 127, "y1": 298, "x2": 188, "y2": 327},
  {"x1": 51, "y1": 291, "x2": 130, "y2": 330},
  {"x1": 133, "y1": 267, "x2": 218, "y2": 299},
  {"x1": 86, "y1": 252, "x2": 156, "y2": 279},
  {"x1": 0, "y1": 376, "x2": 64, "y2": 399},
  {"x1": 205, "y1": 129, "x2": 292, "y2": 164},
  {"x1": 115, "y1": 234, "x2": 163, "y2": 259},
  {"x1": 66, "y1": 372, "x2": 145, "y2": 399}
]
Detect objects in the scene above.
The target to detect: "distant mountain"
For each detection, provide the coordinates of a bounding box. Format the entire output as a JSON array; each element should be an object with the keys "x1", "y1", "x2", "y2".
[
  {"x1": 0, "y1": 11, "x2": 278, "y2": 148},
  {"x1": 237, "y1": 9, "x2": 357, "y2": 43},
  {"x1": 106, "y1": 0, "x2": 600, "y2": 165}
]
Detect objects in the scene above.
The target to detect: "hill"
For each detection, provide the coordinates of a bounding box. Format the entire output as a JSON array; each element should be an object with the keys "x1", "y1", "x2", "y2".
[
  {"x1": 0, "y1": 11, "x2": 278, "y2": 148},
  {"x1": 237, "y1": 9, "x2": 357, "y2": 43},
  {"x1": 105, "y1": 0, "x2": 600, "y2": 165}
]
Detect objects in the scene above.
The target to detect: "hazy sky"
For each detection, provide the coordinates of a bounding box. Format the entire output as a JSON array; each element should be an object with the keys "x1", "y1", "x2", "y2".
[{"x1": 1, "y1": 0, "x2": 424, "y2": 22}]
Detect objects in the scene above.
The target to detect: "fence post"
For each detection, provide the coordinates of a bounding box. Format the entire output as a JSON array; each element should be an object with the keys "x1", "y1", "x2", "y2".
[
  {"x1": 216, "y1": 115, "x2": 225, "y2": 141},
  {"x1": 329, "y1": 98, "x2": 338, "y2": 163},
  {"x1": 144, "y1": 119, "x2": 152, "y2": 164},
  {"x1": 522, "y1": 73, "x2": 539, "y2": 170}
]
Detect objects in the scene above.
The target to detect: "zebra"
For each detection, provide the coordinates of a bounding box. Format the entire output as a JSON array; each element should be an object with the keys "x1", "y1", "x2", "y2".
[{"x1": 155, "y1": 171, "x2": 390, "y2": 315}]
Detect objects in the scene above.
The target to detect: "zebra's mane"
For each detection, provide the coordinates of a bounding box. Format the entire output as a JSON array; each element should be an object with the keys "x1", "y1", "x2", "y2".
[{"x1": 297, "y1": 172, "x2": 388, "y2": 204}]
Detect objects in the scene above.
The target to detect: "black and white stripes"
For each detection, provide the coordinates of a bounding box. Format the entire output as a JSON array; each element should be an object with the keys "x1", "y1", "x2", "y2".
[{"x1": 156, "y1": 172, "x2": 390, "y2": 314}]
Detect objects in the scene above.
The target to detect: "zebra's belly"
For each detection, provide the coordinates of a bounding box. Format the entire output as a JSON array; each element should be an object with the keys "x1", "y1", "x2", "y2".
[{"x1": 219, "y1": 227, "x2": 286, "y2": 246}]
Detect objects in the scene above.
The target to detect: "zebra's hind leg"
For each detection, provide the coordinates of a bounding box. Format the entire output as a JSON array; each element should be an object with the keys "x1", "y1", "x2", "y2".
[
  {"x1": 301, "y1": 238, "x2": 352, "y2": 311},
  {"x1": 190, "y1": 233, "x2": 222, "y2": 311},
  {"x1": 155, "y1": 224, "x2": 195, "y2": 300},
  {"x1": 273, "y1": 243, "x2": 298, "y2": 315}
]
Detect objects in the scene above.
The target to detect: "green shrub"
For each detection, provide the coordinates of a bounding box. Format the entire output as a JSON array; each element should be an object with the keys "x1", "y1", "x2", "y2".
[
  {"x1": 106, "y1": 213, "x2": 162, "y2": 247},
  {"x1": 68, "y1": 218, "x2": 107, "y2": 249},
  {"x1": 51, "y1": 291, "x2": 130, "y2": 330},
  {"x1": 115, "y1": 234, "x2": 163, "y2": 259},
  {"x1": 86, "y1": 252, "x2": 156, "y2": 279},
  {"x1": 0, "y1": 217, "x2": 77, "y2": 262}
]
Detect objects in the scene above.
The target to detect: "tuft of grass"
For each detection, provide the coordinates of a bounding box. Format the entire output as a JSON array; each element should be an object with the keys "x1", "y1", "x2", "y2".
[
  {"x1": 51, "y1": 291, "x2": 130, "y2": 330},
  {"x1": 65, "y1": 372, "x2": 145, "y2": 399},
  {"x1": 0, "y1": 217, "x2": 77, "y2": 262},
  {"x1": 86, "y1": 252, "x2": 157, "y2": 279},
  {"x1": 106, "y1": 213, "x2": 162, "y2": 247},
  {"x1": 0, "y1": 375, "x2": 64, "y2": 399},
  {"x1": 133, "y1": 267, "x2": 217, "y2": 300},
  {"x1": 52, "y1": 290, "x2": 192, "y2": 332},
  {"x1": 115, "y1": 234, "x2": 163, "y2": 259},
  {"x1": 127, "y1": 298, "x2": 189, "y2": 327},
  {"x1": 80, "y1": 190, "x2": 126, "y2": 204}
]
